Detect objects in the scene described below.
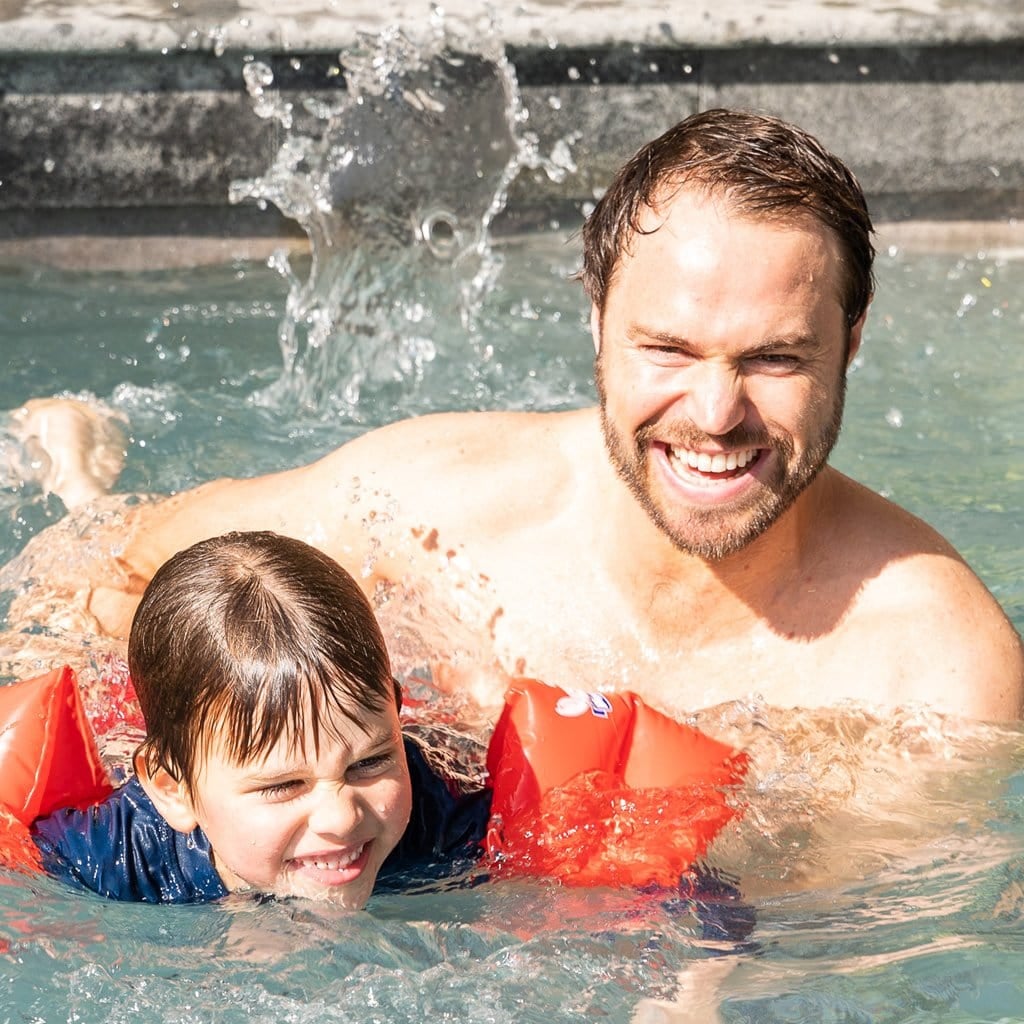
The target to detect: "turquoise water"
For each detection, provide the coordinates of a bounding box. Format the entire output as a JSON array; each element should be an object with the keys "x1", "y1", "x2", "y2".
[
  {"x1": 1, "y1": 235, "x2": 1022, "y2": 628},
  {"x1": 1, "y1": 233, "x2": 1023, "y2": 1021}
]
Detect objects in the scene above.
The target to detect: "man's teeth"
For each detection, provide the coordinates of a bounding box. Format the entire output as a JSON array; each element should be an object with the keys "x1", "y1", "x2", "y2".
[
  {"x1": 672, "y1": 447, "x2": 757, "y2": 473},
  {"x1": 297, "y1": 845, "x2": 365, "y2": 871}
]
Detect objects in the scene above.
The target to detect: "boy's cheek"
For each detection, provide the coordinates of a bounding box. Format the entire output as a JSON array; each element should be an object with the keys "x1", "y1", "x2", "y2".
[{"x1": 382, "y1": 777, "x2": 414, "y2": 838}]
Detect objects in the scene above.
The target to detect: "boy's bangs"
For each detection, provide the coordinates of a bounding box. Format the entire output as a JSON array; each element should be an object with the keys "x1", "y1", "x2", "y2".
[{"x1": 209, "y1": 658, "x2": 394, "y2": 768}]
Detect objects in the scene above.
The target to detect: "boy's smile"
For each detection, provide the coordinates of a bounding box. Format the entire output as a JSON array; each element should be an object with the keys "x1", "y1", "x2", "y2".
[{"x1": 154, "y1": 698, "x2": 412, "y2": 907}]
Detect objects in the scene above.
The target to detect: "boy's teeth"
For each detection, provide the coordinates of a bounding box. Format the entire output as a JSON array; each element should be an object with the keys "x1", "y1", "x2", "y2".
[{"x1": 300, "y1": 844, "x2": 365, "y2": 870}]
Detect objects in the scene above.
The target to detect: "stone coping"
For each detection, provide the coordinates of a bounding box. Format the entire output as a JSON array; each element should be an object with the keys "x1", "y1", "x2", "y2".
[
  {"x1": 2, "y1": 2, "x2": 1022, "y2": 233},
  {"x1": 2, "y1": 218, "x2": 1022, "y2": 273},
  {"x1": 2, "y1": 0, "x2": 1023, "y2": 55}
]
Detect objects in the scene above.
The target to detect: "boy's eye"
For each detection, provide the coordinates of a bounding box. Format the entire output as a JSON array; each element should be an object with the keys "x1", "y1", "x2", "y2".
[
  {"x1": 347, "y1": 753, "x2": 395, "y2": 779},
  {"x1": 258, "y1": 779, "x2": 304, "y2": 800}
]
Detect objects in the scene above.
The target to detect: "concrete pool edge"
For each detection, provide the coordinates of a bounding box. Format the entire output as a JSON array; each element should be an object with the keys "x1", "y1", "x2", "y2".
[
  {"x1": 2, "y1": 217, "x2": 1022, "y2": 273},
  {"x1": 4, "y1": 1, "x2": 1024, "y2": 53},
  {"x1": 1, "y1": 1, "x2": 1023, "y2": 254}
]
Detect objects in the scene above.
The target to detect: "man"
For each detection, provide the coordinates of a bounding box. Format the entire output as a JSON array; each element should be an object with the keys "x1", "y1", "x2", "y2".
[{"x1": 15, "y1": 109, "x2": 1024, "y2": 721}]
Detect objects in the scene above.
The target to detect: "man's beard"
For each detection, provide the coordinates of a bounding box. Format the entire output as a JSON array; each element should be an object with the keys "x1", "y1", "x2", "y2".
[{"x1": 596, "y1": 363, "x2": 847, "y2": 560}]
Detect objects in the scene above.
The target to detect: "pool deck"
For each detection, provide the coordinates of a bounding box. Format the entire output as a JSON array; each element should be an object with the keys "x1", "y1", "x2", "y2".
[{"x1": 1, "y1": 1, "x2": 1022, "y2": 265}]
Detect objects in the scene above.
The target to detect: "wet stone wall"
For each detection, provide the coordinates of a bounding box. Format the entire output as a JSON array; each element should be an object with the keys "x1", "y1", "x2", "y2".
[{"x1": 1, "y1": 38, "x2": 1023, "y2": 238}]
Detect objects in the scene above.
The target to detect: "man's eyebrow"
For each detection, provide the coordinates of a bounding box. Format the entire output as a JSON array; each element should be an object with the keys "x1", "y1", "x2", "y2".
[
  {"x1": 625, "y1": 323, "x2": 824, "y2": 353},
  {"x1": 624, "y1": 323, "x2": 692, "y2": 345},
  {"x1": 745, "y1": 333, "x2": 825, "y2": 355}
]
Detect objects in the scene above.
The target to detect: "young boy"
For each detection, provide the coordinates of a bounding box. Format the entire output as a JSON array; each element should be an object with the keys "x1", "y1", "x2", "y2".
[{"x1": 31, "y1": 531, "x2": 489, "y2": 904}]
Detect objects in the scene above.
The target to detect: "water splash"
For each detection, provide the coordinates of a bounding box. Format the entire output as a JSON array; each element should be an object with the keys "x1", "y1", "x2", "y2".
[{"x1": 231, "y1": 18, "x2": 535, "y2": 416}]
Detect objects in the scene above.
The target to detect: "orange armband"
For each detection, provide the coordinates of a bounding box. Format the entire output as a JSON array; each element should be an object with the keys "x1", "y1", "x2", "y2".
[
  {"x1": 484, "y1": 678, "x2": 748, "y2": 888},
  {"x1": 0, "y1": 666, "x2": 114, "y2": 872}
]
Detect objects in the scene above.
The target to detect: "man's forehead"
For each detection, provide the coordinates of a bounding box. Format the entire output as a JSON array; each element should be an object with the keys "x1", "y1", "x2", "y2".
[{"x1": 637, "y1": 183, "x2": 837, "y2": 243}]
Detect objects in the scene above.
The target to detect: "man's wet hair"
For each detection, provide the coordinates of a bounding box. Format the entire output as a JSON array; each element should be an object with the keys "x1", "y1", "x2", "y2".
[
  {"x1": 131, "y1": 531, "x2": 396, "y2": 794},
  {"x1": 579, "y1": 107, "x2": 875, "y2": 327}
]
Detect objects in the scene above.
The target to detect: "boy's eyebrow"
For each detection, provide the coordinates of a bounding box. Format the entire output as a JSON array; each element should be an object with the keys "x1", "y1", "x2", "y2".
[
  {"x1": 242, "y1": 726, "x2": 403, "y2": 780},
  {"x1": 245, "y1": 765, "x2": 304, "y2": 783}
]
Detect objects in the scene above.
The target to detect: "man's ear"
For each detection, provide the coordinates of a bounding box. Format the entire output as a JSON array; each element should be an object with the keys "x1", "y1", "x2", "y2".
[
  {"x1": 590, "y1": 304, "x2": 602, "y2": 355},
  {"x1": 846, "y1": 306, "x2": 868, "y2": 367},
  {"x1": 134, "y1": 752, "x2": 199, "y2": 834}
]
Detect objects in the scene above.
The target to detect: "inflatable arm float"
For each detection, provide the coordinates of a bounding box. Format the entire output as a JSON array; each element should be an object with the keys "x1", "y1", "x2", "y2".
[
  {"x1": 0, "y1": 667, "x2": 114, "y2": 871},
  {"x1": 484, "y1": 678, "x2": 748, "y2": 888},
  {"x1": 0, "y1": 670, "x2": 747, "y2": 892}
]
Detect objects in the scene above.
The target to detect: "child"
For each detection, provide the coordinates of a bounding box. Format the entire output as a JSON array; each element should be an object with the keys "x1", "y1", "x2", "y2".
[{"x1": 31, "y1": 531, "x2": 489, "y2": 904}]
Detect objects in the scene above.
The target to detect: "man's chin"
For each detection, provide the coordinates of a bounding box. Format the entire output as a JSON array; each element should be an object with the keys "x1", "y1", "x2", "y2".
[{"x1": 645, "y1": 500, "x2": 784, "y2": 560}]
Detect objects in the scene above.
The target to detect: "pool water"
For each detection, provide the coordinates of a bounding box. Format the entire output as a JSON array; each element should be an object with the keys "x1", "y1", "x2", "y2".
[{"x1": 1, "y1": 228, "x2": 1023, "y2": 1022}]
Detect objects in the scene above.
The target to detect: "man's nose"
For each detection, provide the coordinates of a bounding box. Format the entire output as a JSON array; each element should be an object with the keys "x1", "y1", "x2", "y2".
[{"x1": 683, "y1": 362, "x2": 746, "y2": 437}]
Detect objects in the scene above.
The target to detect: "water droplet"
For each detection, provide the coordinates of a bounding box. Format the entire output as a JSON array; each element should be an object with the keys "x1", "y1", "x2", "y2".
[{"x1": 956, "y1": 293, "x2": 977, "y2": 318}]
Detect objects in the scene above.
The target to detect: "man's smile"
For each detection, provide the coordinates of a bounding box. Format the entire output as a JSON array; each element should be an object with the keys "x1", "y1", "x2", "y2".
[{"x1": 668, "y1": 445, "x2": 761, "y2": 476}]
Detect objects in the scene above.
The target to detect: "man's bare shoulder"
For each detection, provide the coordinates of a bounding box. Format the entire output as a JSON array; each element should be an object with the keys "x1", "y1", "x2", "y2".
[
  {"x1": 826, "y1": 473, "x2": 1024, "y2": 720},
  {"x1": 317, "y1": 407, "x2": 595, "y2": 523}
]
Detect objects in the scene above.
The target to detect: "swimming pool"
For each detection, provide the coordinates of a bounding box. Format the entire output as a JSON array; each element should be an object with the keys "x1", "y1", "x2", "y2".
[
  {"x1": 3, "y1": 29, "x2": 1024, "y2": 1024},
  {"x1": 2, "y1": 220, "x2": 1023, "y2": 1024}
]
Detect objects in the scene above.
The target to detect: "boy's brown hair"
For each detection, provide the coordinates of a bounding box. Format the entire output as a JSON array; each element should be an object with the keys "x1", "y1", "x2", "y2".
[{"x1": 130, "y1": 531, "x2": 395, "y2": 795}]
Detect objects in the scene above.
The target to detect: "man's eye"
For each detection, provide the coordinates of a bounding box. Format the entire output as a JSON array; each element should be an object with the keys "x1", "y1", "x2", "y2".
[
  {"x1": 643, "y1": 344, "x2": 688, "y2": 356},
  {"x1": 752, "y1": 353, "x2": 800, "y2": 370}
]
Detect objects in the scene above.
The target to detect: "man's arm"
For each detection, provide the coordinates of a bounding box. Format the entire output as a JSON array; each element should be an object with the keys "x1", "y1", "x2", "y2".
[
  {"x1": 12, "y1": 408, "x2": 540, "y2": 640},
  {"x1": 8, "y1": 436, "x2": 388, "y2": 639},
  {"x1": 919, "y1": 571, "x2": 1024, "y2": 721},
  {"x1": 822, "y1": 475, "x2": 1024, "y2": 722}
]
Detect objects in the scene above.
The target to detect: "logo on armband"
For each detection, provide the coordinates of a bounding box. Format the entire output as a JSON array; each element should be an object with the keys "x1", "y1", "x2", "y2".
[{"x1": 553, "y1": 687, "x2": 613, "y2": 719}]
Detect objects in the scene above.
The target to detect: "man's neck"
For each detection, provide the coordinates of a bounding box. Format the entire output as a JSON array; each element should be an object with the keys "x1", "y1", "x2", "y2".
[{"x1": 592, "y1": 454, "x2": 841, "y2": 631}]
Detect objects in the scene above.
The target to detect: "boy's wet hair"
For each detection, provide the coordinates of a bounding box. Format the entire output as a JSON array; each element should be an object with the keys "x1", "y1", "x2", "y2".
[
  {"x1": 580, "y1": 107, "x2": 875, "y2": 328},
  {"x1": 130, "y1": 531, "x2": 396, "y2": 794}
]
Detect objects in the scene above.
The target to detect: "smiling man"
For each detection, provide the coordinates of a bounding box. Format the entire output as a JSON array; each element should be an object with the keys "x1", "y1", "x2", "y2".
[{"x1": 19, "y1": 109, "x2": 1024, "y2": 722}]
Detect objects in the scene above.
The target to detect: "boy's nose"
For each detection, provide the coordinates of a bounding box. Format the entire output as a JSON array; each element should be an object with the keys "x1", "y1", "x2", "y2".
[{"x1": 307, "y1": 784, "x2": 364, "y2": 838}]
